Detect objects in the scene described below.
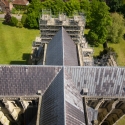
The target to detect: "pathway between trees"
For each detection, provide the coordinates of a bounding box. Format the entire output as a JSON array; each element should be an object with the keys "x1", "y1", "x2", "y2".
[{"x1": 0, "y1": 14, "x2": 22, "y2": 20}]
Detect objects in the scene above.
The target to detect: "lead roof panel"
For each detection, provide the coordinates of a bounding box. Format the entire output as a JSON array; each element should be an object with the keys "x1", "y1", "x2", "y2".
[
  {"x1": 62, "y1": 27, "x2": 78, "y2": 66},
  {"x1": 40, "y1": 68, "x2": 64, "y2": 125},
  {"x1": 46, "y1": 27, "x2": 63, "y2": 65},
  {"x1": 46, "y1": 27, "x2": 78, "y2": 66}
]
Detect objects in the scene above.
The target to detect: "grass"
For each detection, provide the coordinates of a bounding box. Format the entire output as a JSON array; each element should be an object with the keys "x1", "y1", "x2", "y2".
[
  {"x1": 84, "y1": 29, "x2": 125, "y2": 66},
  {"x1": 93, "y1": 40, "x2": 125, "y2": 66},
  {"x1": 0, "y1": 21, "x2": 39, "y2": 64},
  {"x1": 116, "y1": 116, "x2": 125, "y2": 125}
]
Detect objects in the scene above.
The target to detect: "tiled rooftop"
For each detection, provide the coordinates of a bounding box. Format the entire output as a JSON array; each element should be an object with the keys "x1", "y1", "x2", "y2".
[
  {"x1": 65, "y1": 66, "x2": 125, "y2": 96},
  {"x1": 46, "y1": 27, "x2": 78, "y2": 66},
  {"x1": 12, "y1": 0, "x2": 29, "y2": 5},
  {"x1": 0, "y1": 66, "x2": 62, "y2": 95}
]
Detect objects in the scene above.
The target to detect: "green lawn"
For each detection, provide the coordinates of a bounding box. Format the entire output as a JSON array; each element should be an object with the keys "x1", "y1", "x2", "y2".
[
  {"x1": 0, "y1": 21, "x2": 39, "y2": 64},
  {"x1": 93, "y1": 40, "x2": 125, "y2": 66},
  {"x1": 116, "y1": 116, "x2": 125, "y2": 125}
]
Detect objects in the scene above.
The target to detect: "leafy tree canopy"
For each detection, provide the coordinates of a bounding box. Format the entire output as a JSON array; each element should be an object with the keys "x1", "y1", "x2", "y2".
[
  {"x1": 4, "y1": 12, "x2": 11, "y2": 24},
  {"x1": 87, "y1": 0, "x2": 111, "y2": 45},
  {"x1": 10, "y1": 16, "x2": 18, "y2": 26},
  {"x1": 108, "y1": 0, "x2": 123, "y2": 12},
  {"x1": 26, "y1": 12, "x2": 39, "y2": 28},
  {"x1": 64, "y1": 0, "x2": 80, "y2": 16},
  {"x1": 42, "y1": 0, "x2": 64, "y2": 15},
  {"x1": 108, "y1": 13, "x2": 125, "y2": 43},
  {"x1": 25, "y1": 0, "x2": 42, "y2": 28},
  {"x1": 80, "y1": 0, "x2": 90, "y2": 25}
]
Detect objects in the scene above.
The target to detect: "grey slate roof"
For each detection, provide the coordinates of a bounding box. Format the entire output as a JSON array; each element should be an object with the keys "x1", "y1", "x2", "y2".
[
  {"x1": 65, "y1": 66, "x2": 125, "y2": 97},
  {"x1": 0, "y1": 65, "x2": 125, "y2": 124},
  {"x1": 46, "y1": 27, "x2": 78, "y2": 66},
  {"x1": 0, "y1": 65, "x2": 62, "y2": 95},
  {"x1": 40, "y1": 67, "x2": 86, "y2": 125},
  {"x1": 40, "y1": 68, "x2": 65, "y2": 125}
]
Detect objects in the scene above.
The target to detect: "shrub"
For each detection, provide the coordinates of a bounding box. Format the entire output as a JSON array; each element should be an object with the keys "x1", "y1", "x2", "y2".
[
  {"x1": 21, "y1": 14, "x2": 27, "y2": 26},
  {"x1": 10, "y1": 16, "x2": 18, "y2": 26},
  {"x1": 11, "y1": 8, "x2": 17, "y2": 14},
  {"x1": 16, "y1": 22, "x2": 23, "y2": 28}
]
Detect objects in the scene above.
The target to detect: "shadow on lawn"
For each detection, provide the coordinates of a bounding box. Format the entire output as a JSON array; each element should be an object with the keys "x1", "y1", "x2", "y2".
[{"x1": 10, "y1": 53, "x2": 31, "y2": 65}]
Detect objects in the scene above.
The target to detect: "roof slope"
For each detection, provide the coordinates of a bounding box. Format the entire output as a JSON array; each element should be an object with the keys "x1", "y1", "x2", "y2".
[
  {"x1": 0, "y1": 66, "x2": 62, "y2": 95},
  {"x1": 65, "y1": 66, "x2": 125, "y2": 97},
  {"x1": 40, "y1": 68, "x2": 65, "y2": 125},
  {"x1": 64, "y1": 69, "x2": 85, "y2": 125},
  {"x1": 12, "y1": 0, "x2": 29, "y2": 5},
  {"x1": 40, "y1": 67, "x2": 86, "y2": 125},
  {"x1": 0, "y1": 0, "x2": 9, "y2": 7},
  {"x1": 46, "y1": 27, "x2": 78, "y2": 66}
]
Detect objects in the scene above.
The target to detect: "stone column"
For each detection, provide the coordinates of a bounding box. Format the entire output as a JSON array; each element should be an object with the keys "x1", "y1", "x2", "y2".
[
  {"x1": 3, "y1": 99, "x2": 21, "y2": 121},
  {"x1": 43, "y1": 43, "x2": 47, "y2": 65},
  {"x1": 77, "y1": 43, "x2": 83, "y2": 66},
  {"x1": 95, "y1": 99, "x2": 104, "y2": 110},
  {"x1": 0, "y1": 110, "x2": 10, "y2": 125},
  {"x1": 20, "y1": 98, "x2": 32, "y2": 111}
]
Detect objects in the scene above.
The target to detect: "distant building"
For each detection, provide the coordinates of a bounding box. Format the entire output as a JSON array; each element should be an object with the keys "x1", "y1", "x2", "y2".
[
  {"x1": 12, "y1": 0, "x2": 29, "y2": 9},
  {"x1": 0, "y1": 0, "x2": 9, "y2": 12},
  {"x1": 0, "y1": 0, "x2": 29, "y2": 12}
]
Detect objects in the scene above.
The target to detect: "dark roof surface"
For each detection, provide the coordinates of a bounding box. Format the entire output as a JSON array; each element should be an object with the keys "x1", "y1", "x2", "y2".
[
  {"x1": 46, "y1": 27, "x2": 63, "y2": 65},
  {"x1": 41, "y1": 68, "x2": 65, "y2": 125},
  {"x1": 0, "y1": 66, "x2": 125, "y2": 125},
  {"x1": 46, "y1": 27, "x2": 78, "y2": 66},
  {"x1": 0, "y1": 66, "x2": 62, "y2": 95},
  {"x1": 63, "y1": 27, "x2": 78, "y2": 66},
  {"x1": 0, "y1": 66, "x2": 125, "y2": 97}
]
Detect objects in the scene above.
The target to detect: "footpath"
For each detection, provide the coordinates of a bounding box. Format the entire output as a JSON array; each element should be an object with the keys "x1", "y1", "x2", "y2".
[{"x1": 0, "y1": 14, "x2": 22, "y2": 20}]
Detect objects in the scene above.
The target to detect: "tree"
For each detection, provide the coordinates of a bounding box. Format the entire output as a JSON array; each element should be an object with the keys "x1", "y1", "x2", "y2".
[
  {"x1": 28, "y1": 0, "x2": 42, "y2": 16},
  {"x1": 121, "y1": 4, "x2": 125, "y2": 17},
  {"x1": 10, "y1": 16, "x2": 18, "y2": 26},
  {"x1": 53, "y1": 0, "x2": 64, "y2": 15},
  {"x1": 87, "y1": 0, "x2": 111, "y2": 45},
  {"x1": 25, "y1": 0, "x2": 42, "y2": 28},
  {"x1": 42, "y1": 0, "x2": 54, "y2": 10},
  {"x1": 4, "y1": 12, "x2": 11, "y2": 24},
  {"x1": 16, "y1": 22, "x2": 23, "y2": 28},
  {"x1": 108, "y1": 13, "x2": 125, "y2": 43},
  {"x1": 108, "y1": 0, "x2": 123, "y2": 12},
  {"x1": 64, "y1": 0, "x2": 80, "y2": 16},
  {"x1": 42, "y1": 0, "x2": 64, "y2": 15},
  {"x1": 26, "y1": 12, "x2": 39, "y2": 28},
  {"x1": 80, "y1": 0, "x2": 90, "y2": 25},
  {"x1": 21, "y1": 14, "x2": 27, "y2": 26}
]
